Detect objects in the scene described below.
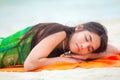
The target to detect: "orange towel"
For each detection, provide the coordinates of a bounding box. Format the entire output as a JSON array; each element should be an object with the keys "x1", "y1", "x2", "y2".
[{"x1": 0, "y1": 52, "x2": 120, "y2": 72}]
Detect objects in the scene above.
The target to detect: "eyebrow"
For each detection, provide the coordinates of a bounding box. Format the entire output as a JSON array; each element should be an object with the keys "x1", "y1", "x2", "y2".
[{"x1": 89, "y1": 34, "x2": 94, "y2": 51}]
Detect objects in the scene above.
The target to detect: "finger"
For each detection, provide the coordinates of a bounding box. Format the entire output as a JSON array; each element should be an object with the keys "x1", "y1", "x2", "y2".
[
  {"x1": 64, "y1": 54, "x2": 72, "y2": 58},
  {"x1": 77, "y1": 59, "x2": 85, "y2": 62},
  {"x1": 70, "y1": 54, "x2": 87, "y2": 60}
]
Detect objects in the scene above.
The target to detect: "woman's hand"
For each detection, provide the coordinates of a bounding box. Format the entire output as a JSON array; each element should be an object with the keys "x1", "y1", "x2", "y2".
[
  {"x1": 60, "y1": 57, "x2": 85, "y2": 63},
  {"x1": 63, "y1": 53, "x2": 89, "y2": 60}
]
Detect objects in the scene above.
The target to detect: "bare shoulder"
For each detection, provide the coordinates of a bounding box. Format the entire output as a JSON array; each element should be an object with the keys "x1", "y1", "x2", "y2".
[
  {"x1": 34, "y1": 31, "x2": 67, "y2": 49},
  {"x1": 28, "y1": 31, "x2": 67, "y2": 58},
  {"x1": 45, "y1": 31, "x2": 67, "y2": 42},
  {"x1": 50, "y1": 31, "x2": 67, "y2": 38}
]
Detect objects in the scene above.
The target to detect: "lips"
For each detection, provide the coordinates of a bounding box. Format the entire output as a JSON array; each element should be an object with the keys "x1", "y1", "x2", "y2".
[{"x1": 75, "y1": 43, "x2": 80, "y2": 52}]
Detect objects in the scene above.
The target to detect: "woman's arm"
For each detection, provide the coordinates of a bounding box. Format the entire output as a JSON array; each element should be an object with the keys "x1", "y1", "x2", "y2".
[
  {"x1": 24, "y1": 31, "x2": 81, "y2": 71},
  {"x1": 87, "y1": 44, "x2": 120, "y2": 59}
]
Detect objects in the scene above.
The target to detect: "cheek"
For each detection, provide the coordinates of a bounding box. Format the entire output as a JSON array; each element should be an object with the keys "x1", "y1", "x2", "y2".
[
  {"x1": 69, "y1": 43, "x2": 75, "y2": 52},
  {"x1": 77, "y1": 36, "x2": 85, "y2": 43},
  {"x1": 79, "y1": 49, "x2": 89, "y2": 55},
  {"x1": 69, "y1": 42, "x2": 78, "y2": 54}
]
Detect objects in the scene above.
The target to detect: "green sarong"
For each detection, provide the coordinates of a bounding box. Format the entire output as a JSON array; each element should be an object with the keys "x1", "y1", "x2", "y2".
[{"x1": 0, "y1": 27, "x2": 33, "y2": 68}]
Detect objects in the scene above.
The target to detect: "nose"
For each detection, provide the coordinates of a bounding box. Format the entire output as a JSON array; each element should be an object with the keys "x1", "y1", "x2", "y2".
[{"x1": 81, "y1": 42, "x2": 90, "y2": 49}]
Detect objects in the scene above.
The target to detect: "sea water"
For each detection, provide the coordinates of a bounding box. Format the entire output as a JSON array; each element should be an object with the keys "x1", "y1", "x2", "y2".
[{"x1": 0, "y1": 0, "x2": 120, "y2": 36}]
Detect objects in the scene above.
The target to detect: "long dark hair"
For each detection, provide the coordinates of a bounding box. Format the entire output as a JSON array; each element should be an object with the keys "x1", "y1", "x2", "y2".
[
  {"x1": 82, "y1": 22, "x2": 108, "y2": 53},
  {"x1": 19, "y1": 23, "x2": 75, "y2": 50},
  {"x1": 19, "y1": 22, "x2": 107, "y2": 54}
]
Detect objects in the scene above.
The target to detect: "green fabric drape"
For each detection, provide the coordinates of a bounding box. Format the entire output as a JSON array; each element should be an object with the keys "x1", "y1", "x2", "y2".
[{"x1": 0, "y1": 27, "x2": 33, "y2": 68}]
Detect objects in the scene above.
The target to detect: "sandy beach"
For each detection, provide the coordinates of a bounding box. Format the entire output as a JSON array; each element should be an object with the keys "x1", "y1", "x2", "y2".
[{"x1": 0, "y1": 68, "x2": 120, "y2": 80}]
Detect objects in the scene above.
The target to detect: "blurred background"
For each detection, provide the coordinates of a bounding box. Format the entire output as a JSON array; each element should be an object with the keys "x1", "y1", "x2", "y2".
[{"x1": 0, "y1": 0, "x2": 120, "y2": 42}]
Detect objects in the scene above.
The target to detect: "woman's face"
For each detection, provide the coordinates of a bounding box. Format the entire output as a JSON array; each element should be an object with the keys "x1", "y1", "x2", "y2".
[{"x1": 69, "y1": 30, "x2": 100, "y2": 55}]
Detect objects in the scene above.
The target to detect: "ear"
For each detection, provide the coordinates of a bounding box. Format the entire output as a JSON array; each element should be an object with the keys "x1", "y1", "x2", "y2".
[{"x1": 75, "y1": 24, "x2": 84, "y2": 31}]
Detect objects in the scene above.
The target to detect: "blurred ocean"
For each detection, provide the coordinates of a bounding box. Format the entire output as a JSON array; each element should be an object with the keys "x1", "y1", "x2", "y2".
[{"x1": 0, "y1": 0, "x2": 120, "y2": 36}]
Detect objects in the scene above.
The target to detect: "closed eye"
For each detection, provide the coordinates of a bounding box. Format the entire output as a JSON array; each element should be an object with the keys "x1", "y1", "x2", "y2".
[
  {"x1": 86, "y1": 34, "x2": 94, "y2": 52},
  {"x1": 85, "y1": 35, "x2": 89, "y2": 42},
  {"x1": 89, "y1": 34, "x2": 92, "y2": 42}
]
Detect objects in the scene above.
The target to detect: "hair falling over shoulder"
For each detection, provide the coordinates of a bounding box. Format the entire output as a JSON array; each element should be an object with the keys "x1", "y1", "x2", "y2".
[{"x1": 19, "y1": 23, "x2": 75, "y2": 49}]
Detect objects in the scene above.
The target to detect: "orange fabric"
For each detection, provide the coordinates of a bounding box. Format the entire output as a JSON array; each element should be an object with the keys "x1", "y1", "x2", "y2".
[{"x1": 0, "y1": 52, "x2": 120, "y2": 72}]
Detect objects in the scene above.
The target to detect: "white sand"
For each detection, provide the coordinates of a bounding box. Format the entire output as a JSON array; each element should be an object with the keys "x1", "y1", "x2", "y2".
[
  {"x1": 0, "y1": 19, "x2": 120, "y2": 80},
  {"x1": 0, "y1": 68, "x2": 120, "y2": 80}
]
